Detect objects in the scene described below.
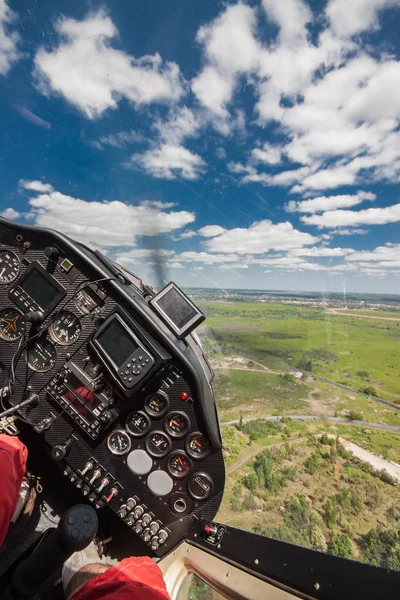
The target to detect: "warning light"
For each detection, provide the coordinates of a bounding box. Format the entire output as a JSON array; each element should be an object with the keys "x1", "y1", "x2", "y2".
[
  {"x1": 180, "y1": 392, "x2": 189, "y2": 401},
  {"x1": 23, "y1": 241, "x2": 31, "y2": 250}
]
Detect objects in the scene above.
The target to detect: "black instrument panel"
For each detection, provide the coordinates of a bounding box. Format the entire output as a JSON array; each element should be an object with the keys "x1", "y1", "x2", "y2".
[{"x1": 0, "y1": 218, "x2": 225, "y2": 558}]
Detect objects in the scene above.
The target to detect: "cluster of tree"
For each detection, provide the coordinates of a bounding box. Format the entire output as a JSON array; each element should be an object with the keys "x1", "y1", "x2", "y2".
[
  {"x1": 362, "y1": 528, "x2": 400, "y2": 571},
  {"x1": 236, "y1": 418, "x2": 283, "y2": 440}
]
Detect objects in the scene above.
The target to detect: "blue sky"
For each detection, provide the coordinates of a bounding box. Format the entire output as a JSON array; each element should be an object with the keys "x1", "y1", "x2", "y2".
[{"x1": 0, "y1": 0, "x2": 400, "y2": 294}]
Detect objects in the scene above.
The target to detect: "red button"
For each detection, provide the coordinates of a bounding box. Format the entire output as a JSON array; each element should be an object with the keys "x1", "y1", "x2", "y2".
[
  {"x1": 204, "y1": 524, "x2": 211, "y2": 533},
  {"x1": 180, "y1": 392, "x2": 189, "y2": 401}
]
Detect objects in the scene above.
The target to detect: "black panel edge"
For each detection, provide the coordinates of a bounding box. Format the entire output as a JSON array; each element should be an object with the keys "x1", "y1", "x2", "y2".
[{"x1": 186, "y1": 520, "x2": 400, "y2": 600}]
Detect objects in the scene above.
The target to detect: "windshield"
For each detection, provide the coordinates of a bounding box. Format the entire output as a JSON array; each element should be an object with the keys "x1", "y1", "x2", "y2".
[{"x1": 1, "y1": 0, "x2": 400, "y2": 583}]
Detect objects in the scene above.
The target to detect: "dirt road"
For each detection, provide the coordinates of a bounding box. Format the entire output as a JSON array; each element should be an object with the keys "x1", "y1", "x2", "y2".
[
  {"x1": 326, "y1": 308, "x2": 400, "y2": 321},
  {"x1": 329, "y1": 436, "x2": 400, "y2": 482}
]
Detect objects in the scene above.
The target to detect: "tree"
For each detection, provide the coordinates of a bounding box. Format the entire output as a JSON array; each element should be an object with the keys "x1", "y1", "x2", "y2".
[
  {"x1": 244, "y1": 472, "x2": 258, "y2": 491},
  {"x1": 360, "y1": 385, "x2": 377, "y2": 396},
  {"x1": 328, "y1": 533, "x2": 354, "y2": 559}
]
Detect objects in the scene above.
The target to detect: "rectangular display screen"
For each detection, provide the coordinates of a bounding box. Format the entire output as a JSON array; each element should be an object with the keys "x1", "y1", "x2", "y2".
[
  {"x1": 62, "y1": 373, "x2": 103, "y2": 424},
  {"x1": 156, "y1": 286, "x2": 198, "y2": 330},
  {"x1": 21, "y1": 267, "x2": 61, "y2": 309},
  {"x1": 97, "y1": 318, "x2": 139, "y2": 368}
]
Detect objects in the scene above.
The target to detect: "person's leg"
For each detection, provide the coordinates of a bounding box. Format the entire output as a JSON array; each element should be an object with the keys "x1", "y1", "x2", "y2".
[
  {"x1": 65, "y1": 554, "x2": 170, "y2": 600},
  {"x1": 0, "y1": 434, "x2": 28, "y2": 547}
]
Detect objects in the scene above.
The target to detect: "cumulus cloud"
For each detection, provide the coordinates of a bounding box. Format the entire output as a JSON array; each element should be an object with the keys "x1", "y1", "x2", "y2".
[
  {"x1": 128, "y1": 144, "x2": 206, "y2": 180},
  {"x1": 302, "y1": 203, "x2": 400, "y2": 228},
  {"x1": 326, "y1": 0, "x2": 400, "y2": 37},
  {"x1": 171, "y1": 230, "x2": 197, "y2": 241},
  {"x1": 198, "y1": 225, "x2": 227, "y2": 238},
  {"x1": 19, "y1": 180, "x2": 55, "y2": 193},
  {"x1": 252, "y1": 143, "x2": 282, "y2": 165},
  {"x1": 0, "y1": 208, "x2": 20, "y2": 220},
  {"x1": 204, "y1": 220, "x2": 319, "y2": 254},
  {"x1": 12, "y1": 184, "x2": 195, "y2": 247},
  {"x1": 286, "y1": 191, "x2": 376, "y2": 213},
  {"x1": 0, "y1": 0, "x2": 20, "y2": 75},
  {"x1": 192, "y1": 3, "x2": 260, "y2": 116},
  {"x1": 33, "y1": 10, "x2": 185, "y2": 118}
]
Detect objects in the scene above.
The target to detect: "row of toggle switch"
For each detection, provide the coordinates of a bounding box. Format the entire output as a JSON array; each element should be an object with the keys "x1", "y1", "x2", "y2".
[
  {"x1": 117, "y1": 498, "x2": 169, "y2": 551},
  {"x1": 64, "y1": 460, "x2": 119, "y2": 508}
]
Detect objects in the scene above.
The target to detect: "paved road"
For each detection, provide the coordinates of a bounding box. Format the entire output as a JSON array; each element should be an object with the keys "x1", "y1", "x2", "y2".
[{"x1": 221, "y1": 414, "x2": 400, "y2": 432}]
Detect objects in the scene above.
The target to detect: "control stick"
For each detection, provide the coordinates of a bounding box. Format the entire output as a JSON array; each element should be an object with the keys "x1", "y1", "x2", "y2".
[{"x1": 10, "y1": 505, "x2": 98, "y2": 598}]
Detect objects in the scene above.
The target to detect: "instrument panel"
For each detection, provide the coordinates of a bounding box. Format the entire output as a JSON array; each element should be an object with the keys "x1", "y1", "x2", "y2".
[{"x1": 0, "y1": 218, "x2": 224, "y2": 558}]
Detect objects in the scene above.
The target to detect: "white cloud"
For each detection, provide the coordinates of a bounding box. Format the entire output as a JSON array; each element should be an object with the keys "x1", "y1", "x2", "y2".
[
  {"x1": 347, "y1": 243, "x2": 400, "y2": 266},
  {"x1": 33, "y1": 10, "x2": 185, "y2": 119},
  {"x1": 177, "y1": 251, "x2": 242, "y2": 265},
  {"x1": 289, "y1": 246, "x2": 354, "y2": 257},
  {"x1": 286, "y1": 191, "x2": 376, "y2": 213},
  {"x1": 153, "y1": 107, "x2": 202, "y2": 145},
  {"x1": 261, "y1": 0, "x2": 312, "y2": 46},
  {"x1": 0, "y1": 0, "x2": 20, "y2": 75},
  {"x1": 219, "y1": 263, "x2": 249, "y2": 270},
  {"x1": 334, "y1": 228, "x2": 368, "y2": 236},
  {"x1": 215, "y1": 147, "x2": 227, "y2": 160},
  {"x1": 19, "y1": 179, "x2": 55, "y2": 193},
  {"x1": 326, "y1": 0, "x2": 400, "y2": 38},
  {"x1": 192, "y1": 3, "x2": 260, "y2": 116},
  {"x1": 171, "y1": 230, "x2": 197, "y2": 241},
  {"x1": 198, "y1": 225, "x2": 227, "y2": 238},
  {"x1": 167, "y1": 262, "x2": 183, "y2": 269},
  {"x1": 302, "y1": 203, "x2": 400, "y2": 228},
  {"x1": 204, "y1": 220, "x2": 319, "y2": 254},
  {"x1": 22, "y1": 187, "x2": 195, "y2": 248},
  {"x1": 128, "y1": 144, "x2": 206, "y2": 180},
  {"x1": 252, "y1": 143, "x2": 282, "y2": 165},
  {"x1": 91, "y1": 129, "x2": 146, "y2": 149},
  {"x1": 0, "y1": 208, "x2": 20, "y2": 220}
]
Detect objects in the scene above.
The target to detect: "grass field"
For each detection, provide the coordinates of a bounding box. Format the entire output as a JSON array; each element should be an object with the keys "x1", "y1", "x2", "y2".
[{"x1": 200, "y1": 301, "x2": 400, "y2": 404}]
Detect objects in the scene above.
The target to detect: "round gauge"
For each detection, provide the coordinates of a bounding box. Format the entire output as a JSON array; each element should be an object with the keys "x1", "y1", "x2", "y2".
[
  {"x1": 188, "y1": 472, "x2": 213, "y2": 501},
  {"x1": 0, "y1": 307, "x2": 26, "y2": 341},
  {"x1": 0, "y1": 250, "x2": 20, "y2": 284},
  {"x1": 164, "y1": 412, "x2": 190, "y2": 439},
  {"x1": 167, "y1": 451, "x2": 192, "y2": 480},
  {"x1": 107, "y1": 430, "x2": 131, "y2": 455},
  {"x1": 49, "y1": 311, "x2": 81, "y2": 346},
  {"x1": 27, "y1": 338, "x2": 57, "y2": 372},
  {"x1": 145, "y1": 430, "x2": 172, "y2": 458},
  {"x1": 186, "y1": 433, "x2": 210, "y2": 460},
  {"x1": 126, "y1": 411, "x2": 151, "y2": 437},
  {"x1": 144, "y1": 391, "x2": 169, "y2": 418}
]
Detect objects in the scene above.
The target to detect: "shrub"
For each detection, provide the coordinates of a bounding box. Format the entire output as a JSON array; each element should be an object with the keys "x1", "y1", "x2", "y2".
[
  {"x1": 324, "y1": 500, "x2": 338, "y2": 527},
  {"x1": 346, "y1": 410, "x2": 363, "y2": 421},
  {"x1": 357, "y1": 370, "x2": 370, "y2": 378},
  {"x1": 242, "y1": 495, "x2": 258, "y2": 511},
  {"x1": 379, "y1": 470, "x2": 396, "y2": 485},
  {"x1": 360, "y1": 385, "x2": 377, "y2": 396},
  {"x1": 230, "y1": 497, "x2": 241, "y2": 512},
  {"x1": 305, "y1": 453, "x2": 320, "y2": 474},
  {"x1": 328, "y1": 533, "x2": 354, "y2": 559}
]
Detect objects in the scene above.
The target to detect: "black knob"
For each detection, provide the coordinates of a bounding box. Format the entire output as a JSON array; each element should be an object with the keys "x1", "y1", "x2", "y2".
[
  {"x1": 51, "y1": 438, "x2": 73, "y2": 461},
  {"x1": 44, "y1": 246, "x2": 59, "y2": 260}
]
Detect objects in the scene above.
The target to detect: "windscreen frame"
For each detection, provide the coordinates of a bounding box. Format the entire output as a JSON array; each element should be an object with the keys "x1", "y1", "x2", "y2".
[{"x1": 150, "y1": 282, "x2": 205, "y2": 339}]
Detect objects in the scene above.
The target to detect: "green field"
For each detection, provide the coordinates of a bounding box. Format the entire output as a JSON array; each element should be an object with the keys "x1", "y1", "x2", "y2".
[{"x1": 200, "y1": 301, "x2": 400, "y2": 404}]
